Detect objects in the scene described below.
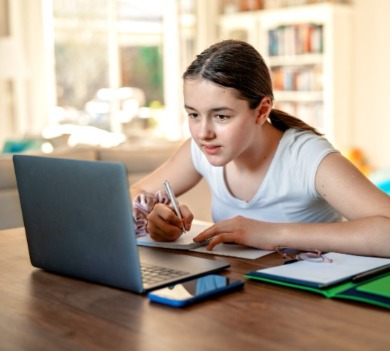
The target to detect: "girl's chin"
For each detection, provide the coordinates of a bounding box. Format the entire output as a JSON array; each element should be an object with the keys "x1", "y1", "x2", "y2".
[{"x1": 203, "y1": 154, "x2": 227, "y2": 167}]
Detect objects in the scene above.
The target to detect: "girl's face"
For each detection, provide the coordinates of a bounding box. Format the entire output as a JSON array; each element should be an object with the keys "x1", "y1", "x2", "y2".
[{"x1": 184, "y1": 78, "x2": 266, "y2": 167}]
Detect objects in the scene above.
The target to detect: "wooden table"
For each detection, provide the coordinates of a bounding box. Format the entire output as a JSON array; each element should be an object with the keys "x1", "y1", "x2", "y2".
[{"x1": 1, "y1": 227, "x2": 389, "y2": 351}]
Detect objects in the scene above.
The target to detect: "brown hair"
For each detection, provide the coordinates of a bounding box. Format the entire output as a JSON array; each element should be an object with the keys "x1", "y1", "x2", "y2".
[{"x1": 183, "y1": 39, "x2": 322, "y2": 135}]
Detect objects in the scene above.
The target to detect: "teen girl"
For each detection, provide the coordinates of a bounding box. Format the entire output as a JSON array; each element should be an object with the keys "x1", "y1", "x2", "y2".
[{"x1": 131, "y1": 40, "x2": 390, "y2": 258}]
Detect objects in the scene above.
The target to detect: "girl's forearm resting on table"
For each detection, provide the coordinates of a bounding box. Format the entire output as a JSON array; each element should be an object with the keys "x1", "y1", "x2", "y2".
[
  {"x1": 270, "y1": 216, "x2": 390, "y2": 257},
  {"x1": 196, "y1": 215, "x2": 390, "y2": 258}
]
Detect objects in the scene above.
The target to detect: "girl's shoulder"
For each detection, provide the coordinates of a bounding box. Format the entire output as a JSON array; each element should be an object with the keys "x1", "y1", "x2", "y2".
[
  {"x1": 276, "y1": 129, "x2": 339, "y2": 179},
  {"x1": 281, "y1": 128, "x2": 337, "y2": 155}
]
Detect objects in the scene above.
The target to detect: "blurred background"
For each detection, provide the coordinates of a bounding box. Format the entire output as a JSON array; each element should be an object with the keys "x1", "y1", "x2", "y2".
[{"x1": 1, "y1": 0, "x2": 390, "y2": 180}]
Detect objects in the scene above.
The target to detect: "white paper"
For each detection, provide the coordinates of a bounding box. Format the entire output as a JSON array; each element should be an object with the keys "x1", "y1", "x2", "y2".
[
  {"x1": 257, "y1": 253, "x2": 390, "y2": 286},
  {"x1": 193, "y1": 244, "x2": 273, "y2": 259},
  {"x1": 137, "y1": 220, "x2": 212, "y2": 249},
  {"x1": 137, "y1": 219, "x2": 272, "y2": 259}
]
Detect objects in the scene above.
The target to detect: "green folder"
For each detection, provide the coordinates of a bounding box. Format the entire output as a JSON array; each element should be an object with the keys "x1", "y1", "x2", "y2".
[
  {"x1": 356, "y1": 275, "x2": 390, "y2": 298},
  {"x1": 244, "y1": 271, "x2": 390, "y2": 309}
]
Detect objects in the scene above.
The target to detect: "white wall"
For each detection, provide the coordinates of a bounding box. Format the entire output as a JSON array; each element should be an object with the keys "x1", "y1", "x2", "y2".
[
  {"x1": 352, "y1": 0, "x2": 390, "y2": 169},
  {"x1": 23, "y1": 0, "x2": 57, "y2": 136}
]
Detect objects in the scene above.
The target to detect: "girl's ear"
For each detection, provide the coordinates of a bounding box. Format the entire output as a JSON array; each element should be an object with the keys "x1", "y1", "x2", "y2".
[{"x1": 255, "y1": 97, "x2": 272, "y2": 125}]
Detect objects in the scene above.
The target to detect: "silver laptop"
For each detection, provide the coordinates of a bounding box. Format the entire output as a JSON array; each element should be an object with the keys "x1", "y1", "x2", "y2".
[{"x1": 13, "y1": 155, "x2": 229, "y2": 293}]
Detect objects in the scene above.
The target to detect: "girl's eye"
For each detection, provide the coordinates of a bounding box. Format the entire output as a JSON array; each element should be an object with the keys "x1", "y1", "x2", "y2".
[
  {"x1": 215, "y1": 114, "x2": 230, "y2": 121},
  {"x1": 187, "y1": 112, "x2": 198, "y2": 119}
]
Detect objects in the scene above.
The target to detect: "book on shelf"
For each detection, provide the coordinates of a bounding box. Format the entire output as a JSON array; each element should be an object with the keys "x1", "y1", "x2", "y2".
[
  {"x1": 245, "y1": 252, "x2": 390, "y2": 309},
  {"x1": 271, "y1": 65, "x2": 323, "y2": 91},
  {"x1": 268, "y1": 23, "x2": 323, "y2": 57}
]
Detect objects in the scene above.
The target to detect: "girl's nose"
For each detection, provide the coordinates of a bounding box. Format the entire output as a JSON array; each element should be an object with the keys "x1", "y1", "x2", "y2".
[{"x1": 197, "y1": 119, "x2": 215, "y2": 140}]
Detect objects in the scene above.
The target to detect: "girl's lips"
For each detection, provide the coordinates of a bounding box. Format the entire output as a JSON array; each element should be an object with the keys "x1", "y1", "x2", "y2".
[{"x1": 203, "y1": 144, "x2": 221, "y2": 155}]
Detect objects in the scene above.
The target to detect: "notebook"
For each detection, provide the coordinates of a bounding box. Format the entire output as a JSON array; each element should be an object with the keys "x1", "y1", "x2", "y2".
[
  {"x1": 137, "y1": 219, "x2": 273, "y2": 259},
  {"x1": 246, "y1": 253, "x2": 390, "y2": 289},
  {"x1": 13, "y1": 155, "x2": 230, "y2": 294},
  {"x1": 137, "y1": 220, "x2": 210, "y2": 250},
  {"x1": 245, "y1": 253, "x2": 390, "y2": 309}
]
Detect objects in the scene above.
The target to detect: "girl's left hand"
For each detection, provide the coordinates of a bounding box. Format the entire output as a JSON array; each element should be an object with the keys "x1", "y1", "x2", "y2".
[{"x1": 193, "y1": 216, "x2": 276, "y2": 250}]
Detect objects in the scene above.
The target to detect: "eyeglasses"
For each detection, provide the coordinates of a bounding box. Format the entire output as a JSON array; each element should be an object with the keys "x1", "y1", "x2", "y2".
[{"x1": 276, "y1": 246, "x2": 333, "y2": 264}]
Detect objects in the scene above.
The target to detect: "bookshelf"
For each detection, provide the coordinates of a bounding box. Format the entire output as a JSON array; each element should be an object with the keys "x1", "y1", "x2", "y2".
[{"x1": 218, "y1": 3, "x2": 353, "y2": 151}]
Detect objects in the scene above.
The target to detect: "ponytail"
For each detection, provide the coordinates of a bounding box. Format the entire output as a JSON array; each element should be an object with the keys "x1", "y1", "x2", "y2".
[{"x1": 269, "y1": 109, "x2": 323, "y2": 136}]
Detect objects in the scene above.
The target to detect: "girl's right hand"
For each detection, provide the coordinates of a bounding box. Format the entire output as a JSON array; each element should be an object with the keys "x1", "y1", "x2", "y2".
[{"x1": 146, "y1": 203, "x2": 194, "y2": 242}]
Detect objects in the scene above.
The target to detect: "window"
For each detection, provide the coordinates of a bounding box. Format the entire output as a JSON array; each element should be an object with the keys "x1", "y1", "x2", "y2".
[{"x1": 52, "y1": 0, "x2": 196, "y2": 141}]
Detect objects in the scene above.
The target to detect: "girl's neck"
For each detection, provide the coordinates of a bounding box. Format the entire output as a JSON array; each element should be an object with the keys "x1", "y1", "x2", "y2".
[
  {"x1": 232, "y1": 123, "x2": 283, "y2": 172},
  {"x1": 223, "y1": 124, "x2": 284, "y2": 202}
]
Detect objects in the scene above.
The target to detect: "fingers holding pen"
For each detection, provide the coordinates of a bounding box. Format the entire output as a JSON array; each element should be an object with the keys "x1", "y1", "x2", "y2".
[
  {"x1": 147, "y1": 203, "x2": 194, "y2": 241},
  {"x1": 180, "y1": 204, "x2": 194, "y2": 231},
  {"x1": 147, "y1": 203, "x2": 182, "y2": 241}
]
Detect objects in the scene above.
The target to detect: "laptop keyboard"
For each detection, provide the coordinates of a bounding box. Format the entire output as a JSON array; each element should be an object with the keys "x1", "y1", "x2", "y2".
[{"x1": 141, "y1": 262, "x2": 189, "y2": 285}]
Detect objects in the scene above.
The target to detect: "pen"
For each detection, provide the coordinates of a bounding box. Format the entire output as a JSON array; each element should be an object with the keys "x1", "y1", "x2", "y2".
[
  {"x1": 351, "y1": 264, "x2": 390, "y2": 283},
  {"x1": 163, "y1": 180, "x2": 186, "y2": 234}
]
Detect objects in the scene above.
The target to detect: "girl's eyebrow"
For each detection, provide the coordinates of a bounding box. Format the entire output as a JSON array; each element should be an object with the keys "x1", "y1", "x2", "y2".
[{"x1": 184, "y1": 105, "x2": 235, "y2": 112}]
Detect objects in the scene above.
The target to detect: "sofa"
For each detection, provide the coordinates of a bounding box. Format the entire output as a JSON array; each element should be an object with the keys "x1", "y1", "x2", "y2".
[{"x1": 0, "y1": 143, "x2": 212, "y2": 230}]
